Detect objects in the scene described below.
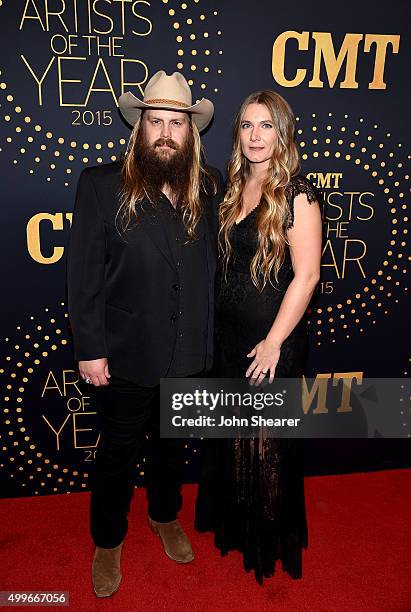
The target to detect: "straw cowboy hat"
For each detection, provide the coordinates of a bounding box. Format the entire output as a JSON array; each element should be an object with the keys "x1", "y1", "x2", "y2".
[{"x1": 118, "y1": 70, "x2": 214, "y2": 132}]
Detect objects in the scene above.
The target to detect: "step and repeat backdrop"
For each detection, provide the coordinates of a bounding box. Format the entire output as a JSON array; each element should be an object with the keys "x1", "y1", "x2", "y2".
[{"x1": 0, "y1": 1, "x2": 410, "y2": 496}]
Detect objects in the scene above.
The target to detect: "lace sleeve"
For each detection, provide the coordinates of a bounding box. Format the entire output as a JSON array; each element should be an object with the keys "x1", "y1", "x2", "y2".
[{"x1": 285, "y1": 175, "x2": 320, "y2": 230}]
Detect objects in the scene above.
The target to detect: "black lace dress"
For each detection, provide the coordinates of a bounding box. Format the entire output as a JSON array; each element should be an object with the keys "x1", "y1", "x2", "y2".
[{"x1": 195, "y1": 175, "x2": 318, "y2": 584}]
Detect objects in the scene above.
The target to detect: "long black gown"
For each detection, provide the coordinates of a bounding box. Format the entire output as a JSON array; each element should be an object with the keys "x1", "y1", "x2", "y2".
[{"x1": 194, "y1": 175, "x2": 318, "y2": 584}]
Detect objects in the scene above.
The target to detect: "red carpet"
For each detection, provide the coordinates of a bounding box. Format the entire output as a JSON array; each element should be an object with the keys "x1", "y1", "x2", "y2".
[{"x1": 1, "y1": 469, "x2": 410, "y2": 611}]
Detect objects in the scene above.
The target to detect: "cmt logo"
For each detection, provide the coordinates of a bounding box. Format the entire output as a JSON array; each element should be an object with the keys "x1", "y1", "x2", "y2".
[
  {"x1": 272, "y1": 32, "x2": 400, "y2": 89},
  {"x1": 302, "y1": 372, "x2": 363, "y2": 414},
  {"x1": 306, "y1": 172, "x2": 343, "y2": 189},
  {"x1": 27, "y1": 212, "x2": 72, "y2": 264}
]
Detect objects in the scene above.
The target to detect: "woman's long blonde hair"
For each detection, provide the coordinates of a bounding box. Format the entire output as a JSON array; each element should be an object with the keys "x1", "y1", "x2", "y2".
[
  {"x1": 219, "y1": 91, "x2": 301, "y2": 290},
  {"x1": 117, "y1": 112, "x2": 216, "y2": 239}
]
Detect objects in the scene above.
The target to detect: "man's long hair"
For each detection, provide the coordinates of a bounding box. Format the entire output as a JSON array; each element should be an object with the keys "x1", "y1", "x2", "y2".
[
  {"x1": 117, "y1": 112, "x2": 216, "y2": 240},
  {"x1": 219, "y1": 90, "x2": 301, "y2": 291}
]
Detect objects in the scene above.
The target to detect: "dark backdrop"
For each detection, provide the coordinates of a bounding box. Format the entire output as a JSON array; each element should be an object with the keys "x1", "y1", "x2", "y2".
[{"x1": 0, "y1": 0, "x2": 409, "y2": 497}]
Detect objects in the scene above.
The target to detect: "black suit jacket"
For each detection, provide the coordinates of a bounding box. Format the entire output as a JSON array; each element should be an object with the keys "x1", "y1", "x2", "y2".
[{"x1": 66, "y1": 161, "x2": 223, "y2": 386}]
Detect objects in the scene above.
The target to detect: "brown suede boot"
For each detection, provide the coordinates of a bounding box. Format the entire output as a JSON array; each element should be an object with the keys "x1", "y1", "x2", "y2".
[
  {"x1": 148, "y1": 516, "x2": 194, "y2": 563},
  {"x1": 92, "y1": 541, "x2": 123, "y2": 598}
]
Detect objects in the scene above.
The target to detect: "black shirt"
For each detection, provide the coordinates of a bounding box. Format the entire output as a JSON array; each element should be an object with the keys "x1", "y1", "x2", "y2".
[{"x1": 158, "y1": 195, "x2": 209, "y2": 377}]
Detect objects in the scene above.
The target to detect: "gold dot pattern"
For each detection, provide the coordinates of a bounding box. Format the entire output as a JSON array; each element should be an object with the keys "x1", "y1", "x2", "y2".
[
  {"x1": 0, "y1": 70, "x2": 125, "y2": 186},
  {"x1": 0, "y1": 303, "x2": 93, "y2": 494},
  {"x1": 1, "y1": 1, "x2": 224, "y2": 185},
  {"x1": 296, "y1": 112, "x2": 408, "y2": 345},
  {"x1": 1, "y1": 303, "x2": 200, "y2": 493},
  {"x1": 166, "y1": 1, "x2": 223, "y2": 95}
]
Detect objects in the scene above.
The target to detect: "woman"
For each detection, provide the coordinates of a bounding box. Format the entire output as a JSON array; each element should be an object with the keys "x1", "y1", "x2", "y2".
[{"x1": 195, "y1": 91, "x2": 322, "y2": 583}]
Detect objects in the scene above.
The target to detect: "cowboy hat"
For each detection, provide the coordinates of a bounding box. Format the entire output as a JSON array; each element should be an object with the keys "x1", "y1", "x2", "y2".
[{"x1": 118, "y1": 70, "x2": 214, "y2": 132}]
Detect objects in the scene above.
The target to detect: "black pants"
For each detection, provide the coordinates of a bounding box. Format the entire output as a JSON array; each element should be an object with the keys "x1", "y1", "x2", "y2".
[{"x1": 90, "y1": 375, "x2": 184, "y2": 549}]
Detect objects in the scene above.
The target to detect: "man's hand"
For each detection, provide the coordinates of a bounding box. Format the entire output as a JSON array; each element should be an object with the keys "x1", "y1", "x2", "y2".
[{"x1": 79, "y1": 358, "x2": 110, "y2": 387}]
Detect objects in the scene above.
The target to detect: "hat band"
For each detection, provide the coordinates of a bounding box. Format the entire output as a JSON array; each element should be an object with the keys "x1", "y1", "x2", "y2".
[{"x1": 144, "y1": 98, "x2": 190, "y2": 108}]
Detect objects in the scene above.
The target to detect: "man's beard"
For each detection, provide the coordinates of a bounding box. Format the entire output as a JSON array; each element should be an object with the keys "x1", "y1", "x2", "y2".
[{"x1": 134, "y1": 128, "x2": 194, "y2": 204}]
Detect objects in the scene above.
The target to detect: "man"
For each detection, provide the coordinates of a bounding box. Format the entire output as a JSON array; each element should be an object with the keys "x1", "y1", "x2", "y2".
[{"x1": 66, "y1": 70, "x2": 222, "y2": 597}]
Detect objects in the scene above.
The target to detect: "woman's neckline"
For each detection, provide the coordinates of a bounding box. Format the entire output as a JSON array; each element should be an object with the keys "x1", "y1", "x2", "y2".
[{"x1": 234, "y1": 204, "x2": 260, "y2": 226}]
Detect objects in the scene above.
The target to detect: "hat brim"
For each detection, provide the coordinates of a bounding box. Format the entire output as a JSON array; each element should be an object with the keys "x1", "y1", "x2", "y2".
[{"x1": 118, "y1": 91, "x2": 214, "y2": 132}]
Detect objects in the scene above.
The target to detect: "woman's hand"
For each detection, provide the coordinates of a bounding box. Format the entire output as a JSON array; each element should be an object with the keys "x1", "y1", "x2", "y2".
[{"x1": 246, "y1": 339, "x2": 281, "y2": 385}]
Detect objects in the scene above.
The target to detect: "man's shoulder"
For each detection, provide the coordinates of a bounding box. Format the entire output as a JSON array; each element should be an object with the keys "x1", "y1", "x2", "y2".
[
  {"x1": 76, "y1": 161, "x2": 124, "y2": 209},
  {"x1": 82, "y1": 160, "x2": 123, "y2": 183}
]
